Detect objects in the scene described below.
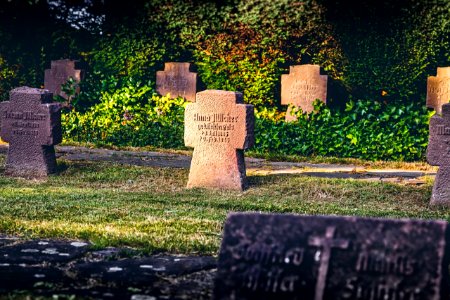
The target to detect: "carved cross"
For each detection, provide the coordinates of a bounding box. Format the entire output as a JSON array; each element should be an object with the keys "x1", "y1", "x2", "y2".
[
  {"x1": 281, "y1": 64, "x2": 328, "y2": 121},
  {"x1": 308, "y1": 226, "x2": 349, "y2": 300},
  {"x1": 0, "y1": 87, "x2": 62, "y2": 177},
  {"x1": 44, "y1": 59, "x2": 83, "y2": 100},
  {"x1": 156, "y1": 62, "x2": 198, "y2": 102},
  {"x1": 184, "y1": 90, "x2": 254, "y2": 190},
  {"x1": 426, "y1": 67, "x2": 450, "y2": 114}
]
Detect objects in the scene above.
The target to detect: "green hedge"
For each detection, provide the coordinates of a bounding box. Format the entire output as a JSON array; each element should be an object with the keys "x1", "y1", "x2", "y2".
[
  {"x1": 63, "y1": 79, "x2": 186, "y2": 149},
  {"x1": 1, "y1": 0, "x2": 448, "y2": 161},
  {"x1": 254, "y1": 100, "x2": 431, "y2": 161},
  {"x1": 63, "y1": 83, "x2": 432, "y2": 161}
]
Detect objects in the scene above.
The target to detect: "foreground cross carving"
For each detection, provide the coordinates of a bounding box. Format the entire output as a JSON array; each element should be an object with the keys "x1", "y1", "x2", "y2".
[
  {"x1": 308, "y1": 226, "x2": 349, "y2": 300},
  {"x1": 0, "y1": 87, "x2": 62, "y2": 177},
  {"x1": 184, "y1": 90, "x2": 254, "y2": 190}
]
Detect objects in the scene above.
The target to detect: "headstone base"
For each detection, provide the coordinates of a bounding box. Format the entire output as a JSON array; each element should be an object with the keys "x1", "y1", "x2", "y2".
[
  {"x1": 5, "y1": 145, "x2": 57, "y2": 178},
  {"x1": 431, "y1": 166, "x2": 450, "y2": 206},
  {"x1": 187, "y1": 149, "x2": 247, "y2": 190}
]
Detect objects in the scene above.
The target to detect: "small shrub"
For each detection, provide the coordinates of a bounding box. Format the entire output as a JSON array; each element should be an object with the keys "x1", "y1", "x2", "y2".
[
  {"x1": 63, "y1": 79, "x2": 187, "y2": 149},
  {"x1": 254, "y1": 100, "x2": 432, "y2": 161}
]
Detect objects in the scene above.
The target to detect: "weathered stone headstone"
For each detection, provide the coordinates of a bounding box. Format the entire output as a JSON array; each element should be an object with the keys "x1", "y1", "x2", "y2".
[
  {"x1": 281, "y1": 64, "x2": 328, "y2": 121},
  {"x1": 156, "y1": 62, "x2": 198, "y2": 102},
  {"x1": 426, "y1": 67, "x2": 450, "y2": 114},
  {"x1": 427, "y1": 102, "x2": 450, "y2": 205},
  {"x1": 0, "y1": 87, "x2": 62, "y2": 177},
  {"x1": 184, "y1": 90, "x2": 254, "y2": 190},
  {"x1": 44, "y1": 59, "x2": 84, "y2": 100},
  {"x1": 215, "y1": 212, "x2": 449, "y2": 299}
]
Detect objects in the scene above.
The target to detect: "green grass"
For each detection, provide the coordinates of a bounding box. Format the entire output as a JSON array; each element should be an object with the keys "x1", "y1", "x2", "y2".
[{"x1": 0, "y1": 154, "x2": 448, "y2": 255}]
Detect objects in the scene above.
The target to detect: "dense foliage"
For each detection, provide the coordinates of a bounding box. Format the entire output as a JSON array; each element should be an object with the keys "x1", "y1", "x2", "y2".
[
  {"x1": 255, "y1": 100, "x2": 432, "y2": 161},
  {"x1": 64, "y1": 79, "x2": 187, "y2": 148},
  {"x1": 1, "y1": 0, "x2": 449, "y2": 161}
]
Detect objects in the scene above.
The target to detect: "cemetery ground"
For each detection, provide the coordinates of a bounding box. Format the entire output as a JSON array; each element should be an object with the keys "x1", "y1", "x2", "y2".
[{"x1": 0, "y1": 144, "x2": 449, "y2": 298}]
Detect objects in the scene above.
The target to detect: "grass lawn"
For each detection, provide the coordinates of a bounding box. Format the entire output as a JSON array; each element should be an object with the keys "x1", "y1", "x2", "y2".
[{"x1": 0, "y1": 154, "x2": 448, "y2": 255}]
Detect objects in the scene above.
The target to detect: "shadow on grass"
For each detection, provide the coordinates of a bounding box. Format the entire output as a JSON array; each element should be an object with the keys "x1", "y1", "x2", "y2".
[{"x1": 56, "y1": 161, "x2": 70, "y2": 174}]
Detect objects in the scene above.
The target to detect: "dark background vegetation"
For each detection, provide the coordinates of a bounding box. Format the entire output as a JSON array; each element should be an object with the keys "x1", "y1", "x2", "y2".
[{"x1": 0, "y1": 0, "x2": 449, "y2": 161}]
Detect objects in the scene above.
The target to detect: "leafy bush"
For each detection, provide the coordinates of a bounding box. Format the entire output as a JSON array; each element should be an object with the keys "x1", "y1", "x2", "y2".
[
  {"x1": 63, "y1": 79, "x2": 187, "y2": 148},
  {"x1": 65, "y1": 89, "x2": 431, "y2": 161},
  {"x1": 334, "y1": 0, "x2": 450, "y2": 103},
  {"x1": 149, "y1": 0, "x2": 344, "y2": 110},
  {"x1": 73, "y1": 18, "x2": 185, "y2": 110},
  {"x1": 254, "y1": 100, "x2": 432, "y2": 161}
]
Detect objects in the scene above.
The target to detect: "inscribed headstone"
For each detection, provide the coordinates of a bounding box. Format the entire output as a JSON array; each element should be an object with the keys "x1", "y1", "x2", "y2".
[
  {"x1": 156, "y1": 62, "x2": 197, "y2": 102},
  {"x1": 281, "y1": 64, "x2": 328, "y2": 121},
  {"x1": 0, "y1": 87, "x2": 62, "y2": 177},
  {"x1": 427, "y1": 102, "x2": 450, "y2": 205},
  {"x1": 215, "y1": 212, "x2": 449, "y2": 300},
  {"x1": 426, "y1": 67, "x2": 450, "y2": 114},
  {"x1": 44, "y1": 59, "x2": 84, "y2": 100},
  {"x1": 184, "y1": 90, "x2": 254, "y2": 190}
]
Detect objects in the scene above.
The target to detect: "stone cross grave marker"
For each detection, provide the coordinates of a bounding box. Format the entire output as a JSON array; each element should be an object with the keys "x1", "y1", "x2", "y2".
[
  {"x1": 427, "y1": 102, "x2": 450, "y2": 205},
  {"x1": 44, "y1": 59, "x2": 84, "y2": 100},
  {"x1": 281, "y1": 64, "x2": 328, "y2": 121},
  {"x1": 184, "y1": 90, "x2": 254, "y2": 190},
  {"x1": 0, "y1": 87, "x2": 62, "y2": 177},
  {"x1": 426, "y1": 67, "x2": 450, "y2": 114},
  {"x1": 156, "y1": 62, "x2": 197, "y2": 102},
  {"x1": 215, "y1": 212, "x2": 449, "y2": 300}
]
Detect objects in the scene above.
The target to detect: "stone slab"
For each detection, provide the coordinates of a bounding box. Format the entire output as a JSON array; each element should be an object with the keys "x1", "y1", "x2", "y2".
[
  {"x1": 0, "y1": 237, "x2": 217, "y2": 298},
  {"x1": 75, "y1": 255, "x2": 217, "y2": 287},
  {"x1": 281, "y1": 64, "x2": 327, "y2": 121},
  {"x1": 156, "y1": 62, "x2": 197, "y2": 102},
  {"x1": 44, "y1": 59, "x2": 84, "y2": 100},
  {"x1": 0, "y1": 265, "x2": 66, "y2": 289},
  {"x1": 184, "y1": 90, "x2": 254, "y2": 190},
  {"x1": 0, "y1": 87, "x2": 62, "y2": 177},
  {"x1": 426, "y1": 67, "x2": 450, "y2": 114},
  {"x1": 0, "y1": 239, "x2": 90, "y2": 264},
  {"x1": 215, "y1": 213, "x2": 449, "y2": 300}
]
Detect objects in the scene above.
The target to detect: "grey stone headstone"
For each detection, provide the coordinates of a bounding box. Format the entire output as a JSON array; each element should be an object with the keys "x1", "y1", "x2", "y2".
[
  {"x1": 427, "y1": 103, "x2": 450, "y2": 205},
  {"x1": 0, "y1": 87, "x2": 62, "y2": 177},
  {"x1": 44, "y1": 59, "x2": 84, "y2": 100},
  {"x1": 156, "y1": 62, "x2": 198, "y2": 102},
  {"x1": 215, "y1": 213, "x2": 449, "y2": 300}
]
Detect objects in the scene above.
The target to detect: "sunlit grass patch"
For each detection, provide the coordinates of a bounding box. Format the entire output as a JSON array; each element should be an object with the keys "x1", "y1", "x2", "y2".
[{"x1": 0, "y1": 155, "x2": 447, "y2": 254}]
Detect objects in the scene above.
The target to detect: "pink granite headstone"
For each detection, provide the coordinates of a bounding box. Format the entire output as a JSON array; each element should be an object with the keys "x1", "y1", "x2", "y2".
[
  {"x1": 44, "y1": 59, "x2": 84, "y2": 100},
  {"x1": 184, "y1": 90, "x2": 254, "y2": 190},
  {"x1": 156, "y1": 62, "x2": 197, "y2": 102},
  {"x1": 281, "y1": 64, "x2": 328, "y2": 121},
  {"x1": 426, "y1": 67, "x2": 450, "y2": 114}
]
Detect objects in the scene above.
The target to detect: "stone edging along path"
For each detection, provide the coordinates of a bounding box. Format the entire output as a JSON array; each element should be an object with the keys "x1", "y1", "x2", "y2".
[{"x1": 0, "y1": 144, "x2": 434, "y2": 185}]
